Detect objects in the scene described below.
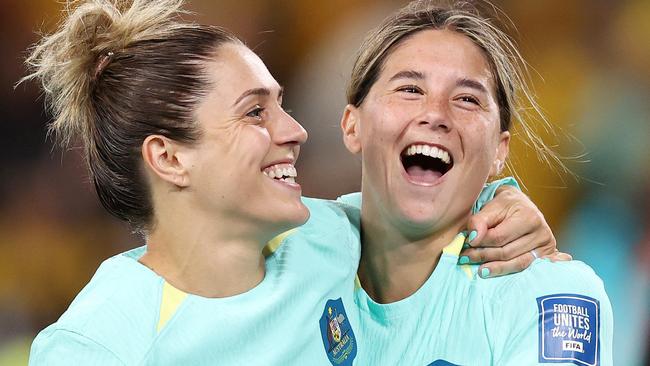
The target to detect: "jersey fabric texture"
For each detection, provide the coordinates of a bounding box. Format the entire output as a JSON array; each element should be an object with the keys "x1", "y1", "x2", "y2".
[
  {"x1": 29, "y1": 197, "x2": 362, "y2": 365},
  {"x1": 29, "y1": 178, "x2": 519, "y2": 365},
  {"x1": 352, "y1": 234, "x2": 613, "y2": 366},
  {"x1": 338, "y1": 179, "x2": 614, "y2": 366}
]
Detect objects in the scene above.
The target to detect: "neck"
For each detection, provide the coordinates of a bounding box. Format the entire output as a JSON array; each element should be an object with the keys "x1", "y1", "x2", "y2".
[
  {"x1": 140, "y1": 200, "x2": 271, "y2": 298},
  {"x1": 358, "y1": 203, "x2": 467, "y2": 304}
]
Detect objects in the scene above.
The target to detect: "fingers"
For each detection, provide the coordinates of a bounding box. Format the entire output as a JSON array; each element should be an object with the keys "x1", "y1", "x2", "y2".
[
  {"x1": 460, "y1": 233, "x2": 547, "y2": 264},
  {"x1": 475, "y1": 250, "x2": 574, "y2": 278},
  {"x1": 543, "y1": 251, "x2": 573, "y2": 262},
  {"x1": 464, "y1": 184, "x2": 521, "y2": 246},
  {"x1": 465, "y1": 198, "x2": 508, "y2": 247},
  {"x1": 466, "y1": 188, "x2": 532, "y2": 247},
  {"x1": 461, "y1": 182, "x2": 563, "y2": 277},
  {"x1": 467, "y1": 187, "x2": 556, "y2": 253},
  {"x1": 481, "y1": 211, "x2": 539, "y2": 248},
  {"x1": 476, "y1": 253, "x2": 535, "y2": 278}
]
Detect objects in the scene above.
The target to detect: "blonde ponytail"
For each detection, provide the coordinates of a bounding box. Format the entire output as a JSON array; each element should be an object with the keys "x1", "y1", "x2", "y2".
[{"x1": 21, "y1": 0, "x2": 189, "y2": 147}]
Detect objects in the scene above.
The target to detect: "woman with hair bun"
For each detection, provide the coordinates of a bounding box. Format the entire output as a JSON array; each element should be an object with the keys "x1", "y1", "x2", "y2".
[
  {"x1": 24, "y1": 0, "x2": 320, "y2": 363},
  {"x1": 23, "y1": 0, "x2": 566, "y2": 364}
]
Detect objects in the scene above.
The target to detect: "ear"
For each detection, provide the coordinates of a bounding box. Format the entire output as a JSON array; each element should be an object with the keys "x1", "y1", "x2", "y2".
[
  {"x1": 141, "y1": 135, "x2": 191, "y2": 188},
  {"x1": 341, "y1": 104, "x2": 362, "y2": 154},
  {"x1": 490, "y1": 131, "x2": 510, "y2": 177}
]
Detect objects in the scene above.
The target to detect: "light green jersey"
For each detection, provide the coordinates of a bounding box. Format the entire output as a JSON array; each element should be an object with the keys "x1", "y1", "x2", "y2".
[
  {"x1": 29, "y1": 198, "x2": 362, "y2": 365},
  {"x1": 339, "y1": 178, "x2": 613, "y2": 366},
  {"x1": 352, "y1": 233, "x2": 613, "y2": 366},
  {"x1": 29, "y1": 179, "x2": 526, "y2": 365}
]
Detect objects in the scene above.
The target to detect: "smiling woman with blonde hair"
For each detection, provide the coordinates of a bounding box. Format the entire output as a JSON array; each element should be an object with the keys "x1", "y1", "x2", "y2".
[{"x1": 340, "y1": 1, "x2": 613, "y2": 364}]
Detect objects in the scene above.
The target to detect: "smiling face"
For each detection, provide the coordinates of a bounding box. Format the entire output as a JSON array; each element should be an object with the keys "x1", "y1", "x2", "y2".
[
  {"x1": 342, "y1": 29, "x2": 510, "y2": 236},
  {"x1": 183, "y1": 43, "x2": 309, "y2": 236}
]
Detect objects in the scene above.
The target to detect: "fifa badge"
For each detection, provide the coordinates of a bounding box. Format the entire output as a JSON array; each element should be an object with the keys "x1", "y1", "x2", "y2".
[{"x1": 537, "y1": 294, "x2": 600, "y2": 366}]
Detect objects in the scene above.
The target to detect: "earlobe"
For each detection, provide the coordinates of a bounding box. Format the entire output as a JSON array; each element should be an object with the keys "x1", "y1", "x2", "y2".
[
  {"x1": 493, "y1": 160, "x2": 504, "y2": 175},
  {"x1": 141, "y1": 135, "x2": 190, "y2": 188},
  {"x1": 341, "y1": 105, "x2": 362, "y2": 154},
  {"x1": 490, "y1": 131, "x2": 510, "y2": 176}
]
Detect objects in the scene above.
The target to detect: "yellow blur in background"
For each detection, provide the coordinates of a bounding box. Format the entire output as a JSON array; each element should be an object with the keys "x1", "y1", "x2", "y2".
[{"x1": 2, "y1": 0, "x2": 649, "y2": 364}]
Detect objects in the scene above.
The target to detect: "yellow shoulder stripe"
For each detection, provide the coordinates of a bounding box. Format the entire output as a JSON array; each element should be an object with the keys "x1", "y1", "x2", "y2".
[
  {"x1": 155, "y1": 229, "x2": 298, "y2": 333},
  {"x1": 442, "y1": 232, "x2": 466, "y2": 256},
  {"x1": 157, "y1": 281, "x2": 189, "y2": 332},
  {"x1": 263, "y1": 228, "x2": 297, "y2": 258},
  {"x1": 443, "y1": 233, "x2": 474, "y2": 279}
]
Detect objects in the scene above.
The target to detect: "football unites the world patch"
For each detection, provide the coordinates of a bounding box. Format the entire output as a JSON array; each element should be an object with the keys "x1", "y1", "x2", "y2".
[
  {"x1": 537, "y1": 294, "x2": 600, "y2": 366},
  {"x1": 319, "y1": 298, "x2": 357, "y2": 366}
]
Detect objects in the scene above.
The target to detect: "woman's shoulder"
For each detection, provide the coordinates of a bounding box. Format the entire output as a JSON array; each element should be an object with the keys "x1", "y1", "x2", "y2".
[
  {"x1": 30, "y1": 247, "x2": 163, "y2": 364},
  {"x1": 483, "y1": 259, "x2": 605, "y2": 297},
  {"x1": 476, "y1": 259, "x2": 609, "y2": 315},
  {"x1": 301, "y1": 196, "x2": 361, "y2": 223},
  {"x1": 298, "y1": 196, "x2": 361, "y2": 243},
  {"x1": 60, "y1": 246, "x2": 162, "y2": 322},
  {"x1": 479, "y1": 260, "x2": 614, "y2": 365}
]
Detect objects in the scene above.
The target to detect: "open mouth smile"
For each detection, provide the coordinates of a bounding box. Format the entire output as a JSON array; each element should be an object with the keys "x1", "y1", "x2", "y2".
[
  {"x1": 400, "y1": 143, "x2": 453, "y2": 184},
  {"x1": 262, "y1": 163, "x2": 298, "y2": 184}
]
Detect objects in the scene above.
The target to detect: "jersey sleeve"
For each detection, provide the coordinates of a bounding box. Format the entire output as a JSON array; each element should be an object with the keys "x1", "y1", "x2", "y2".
[
  {"x1": 336, "y1": 192, "x2": 362, "y2": 208},
  {"x1": 472, "y1": 177, "x2": 520, "y2": 214},
  {"x1": 486, "y1": 260, "x2": 613, "y2": 366},
  {"x1": 29, "y1": 327, "x2": 125, "y2": 366}
]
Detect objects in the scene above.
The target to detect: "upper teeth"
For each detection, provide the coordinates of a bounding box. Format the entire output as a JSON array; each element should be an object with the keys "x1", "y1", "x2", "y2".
[
  {"x1": 263, "y1": 164, "x2": 297, "y2": 179},
  {"x1": 405, "y1": 144, "x2": 451, "y2": 164}
]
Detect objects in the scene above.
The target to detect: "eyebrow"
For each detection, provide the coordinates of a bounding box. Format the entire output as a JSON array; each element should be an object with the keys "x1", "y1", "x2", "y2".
[
  {"x1": 457, "y1": 78, "x2": 488, "y2": 94},
  {"x1": 233, "y1": 86, "x2": 284, "y2": 107},
  {"x1": 388, "y1": 70, "x2": 425, "y2": 82}
]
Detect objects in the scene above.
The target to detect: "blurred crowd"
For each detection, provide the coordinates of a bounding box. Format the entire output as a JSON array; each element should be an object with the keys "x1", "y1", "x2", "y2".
[{"x1": 1, "y1": 0, "x2": 648, "y2": 364}]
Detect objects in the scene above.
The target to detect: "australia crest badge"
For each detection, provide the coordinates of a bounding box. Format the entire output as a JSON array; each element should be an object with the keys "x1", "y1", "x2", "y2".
[{"x1": 319, "y1": 298, "x2": 357, "y2": 365}]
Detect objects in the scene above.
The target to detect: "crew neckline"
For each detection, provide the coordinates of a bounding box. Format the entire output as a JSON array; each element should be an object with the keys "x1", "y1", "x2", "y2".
[
  {"x1": 120, "y1": 245, "x2": 279, "y2": 303},
  {"x1": 355, "y1": 233, "x2": 470, "y2": 320}
]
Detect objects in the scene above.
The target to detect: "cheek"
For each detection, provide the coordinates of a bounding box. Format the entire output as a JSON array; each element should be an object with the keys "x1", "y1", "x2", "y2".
[
  {"x1": 228, "y1": 125, "x2": 272, "y2": 162},
  {"x1": 247, "y1": 124, "x2": 272, "y2": 148},
  {"x1": 462, "y1": 119, "x2": 501, "y2": 163},
  {"x1": 361, "y1": 100, "x2": 411, "y2": 144},
  {"x1": 204, "y1": 125, "x2": 272, "y2": 173}
]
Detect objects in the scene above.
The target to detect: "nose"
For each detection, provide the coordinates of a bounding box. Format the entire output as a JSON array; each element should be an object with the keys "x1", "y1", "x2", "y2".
[
  {"x1": 417, "y1": 99, "x2": 452, "y2": 132},
  {"x1": 271, "y1": 108, "x2": 308, "y2": 147}
]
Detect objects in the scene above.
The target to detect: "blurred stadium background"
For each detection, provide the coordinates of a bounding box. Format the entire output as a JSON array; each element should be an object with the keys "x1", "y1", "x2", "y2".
[{"x1": 2, "y1": 0, "x2": 649, "y2": 364}]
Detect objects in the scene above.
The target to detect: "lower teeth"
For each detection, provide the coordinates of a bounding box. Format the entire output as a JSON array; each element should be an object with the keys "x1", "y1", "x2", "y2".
[{"x1": 275, "y1": 177, "x2": 296, "y2": 184}]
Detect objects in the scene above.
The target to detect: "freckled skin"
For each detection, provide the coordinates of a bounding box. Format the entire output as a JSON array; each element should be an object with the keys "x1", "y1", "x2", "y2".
[{"x1": 349, "y1": 29, "x2": 510, "y2": 239}]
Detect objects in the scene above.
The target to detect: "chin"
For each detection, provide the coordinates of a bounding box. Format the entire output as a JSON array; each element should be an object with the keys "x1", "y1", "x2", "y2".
[
  {"x1": 294, "y1": 203, "x2": 311, "y2": 225},
  {"x1": 395, "y1": 198, "x2": 466, "y2": 234},
  {"x1": 395, "y1": 202, "x2": 442, "y2": 228},
  {"x1": 280, "y1": 200, "x2": 311, "y2": 227}
]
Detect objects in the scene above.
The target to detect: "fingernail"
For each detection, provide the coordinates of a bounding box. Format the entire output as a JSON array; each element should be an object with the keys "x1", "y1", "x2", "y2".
[
  {"x1": 459, "y1": 256, "x2": 470, "y2": 265},
  {"x1": 468, "y1": 230, "x2": 478, "y2": 243},
  {"x1": 462, "y1": 242, "x2": 471, "y2": 249},
  {"x1": 480, "y1": 267, "x2": 490, "y2": 278}
]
